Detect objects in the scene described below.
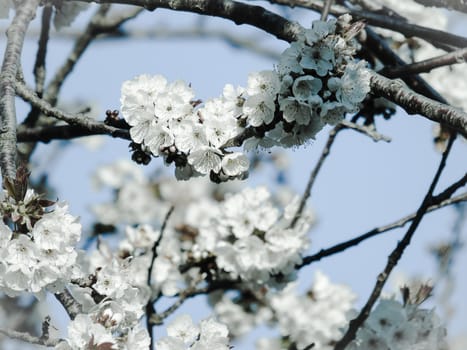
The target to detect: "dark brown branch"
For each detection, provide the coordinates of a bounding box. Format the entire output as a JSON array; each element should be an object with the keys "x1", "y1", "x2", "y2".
[
  {"x1": 73, "y1": 0, "x2": 303, "y2": 42},
  {"x1": 383, "y1": 48, "x2": 467, "y2": 78},
  {"x1": 0, "y1": 0, "x2": 41, "y2": 181},
  {"x1": 299, "y1": 192, "x2": 466, "y2": 267},
  {"x1": 413, "y1": 0, "x2": 467, "y2": 14},
  {"x1": 334, "y1": 134, "x2": 457, "y2": 349},
  {"x1": 369, "y1": 71, "x2": 467, "y2": 138},
  {"x1": 363, "y1": 28, "x2": 449, "y2": 104},
  {"x1": 17, "y1": 123, "x2": 130, "y2": 143}
]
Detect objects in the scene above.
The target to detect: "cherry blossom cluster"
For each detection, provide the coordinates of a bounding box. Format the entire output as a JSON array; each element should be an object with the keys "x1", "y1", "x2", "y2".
[
  {"x1": 120, "y1": 16, "x2": 370, "y2": 182},
  {"x1": 156, "y1": 314, "x2": 231, "y2": 350},
  {"x1": 192, "y1": 187, "x2": 313, "y2": 286},
  {"x1": 0, "y1": 190, "x2": 81, "y2": 297},
  {"x1": 55, "y1": 234, "x2": 153, "y2": 348},
  {"x1": 348, "y1": 298, "x2": 448, "y2": 350},
  {"x1": 257, "y1": 271, "x2": 357, "y2": 350}
]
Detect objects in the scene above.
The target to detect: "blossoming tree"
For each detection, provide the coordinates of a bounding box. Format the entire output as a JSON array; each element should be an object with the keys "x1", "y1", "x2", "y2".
[{"x1": 0, "y1": 0, "x2": 466, "y2": 349}]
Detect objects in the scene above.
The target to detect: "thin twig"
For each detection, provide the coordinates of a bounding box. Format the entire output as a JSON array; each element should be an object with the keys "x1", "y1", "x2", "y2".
[
  {"x1": 299, "y1": 192, "x2": 466, "y2": 267},
  {"x1": 340, "y1": 120, "x2": 391, "y2": 142},
  {"x1": 0, "y1": 0, "x2": 41, "y2": 181},
  {"x1": 146, "y1": 206, "x2": 175, "y2": 349},
  {"x1": 33, "y1": 4, "x2": 53, "y2": 99},
  {"x1": 290, "y1": 124, "x2": 343, "y2": 227},
  {"x1": 320, "y1": 0, "x2": 334, "y2": 20},
  {"x1": 334, "y1": 134, "x2": 457, "y2": 349},
  {"x1": 0, "y1": 328, "x2": 61, "y2": 347}
]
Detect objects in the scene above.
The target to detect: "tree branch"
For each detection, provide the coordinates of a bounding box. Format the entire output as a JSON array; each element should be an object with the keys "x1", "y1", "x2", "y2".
[
  {"x1": 33, "y1": 4, "x2": 53, "y2": 98},
  {"x1": 369, "y1": 71, "x2": 467, "y2": 138},
  {"x1": 0, "y1": 0, "x2": 41, "y2": 181},
  {"x1": 146, "y1": 206, "x2": 174, "y2": 349},
  {"x1": 383, "y1": 47, "x2": 467, "y2": 78},
  {"x1": 412, "y1": 0, "x2": 467, "y2": 14},
  {"x1": 334, "y1": 134, "x2": 457, "y2": 349},
  {"x1": 15, "y1": 80, "x2": 130, "y2": 139},
  {"x1": 73, "y1": 0, "x2": 303, "y2": 42}
]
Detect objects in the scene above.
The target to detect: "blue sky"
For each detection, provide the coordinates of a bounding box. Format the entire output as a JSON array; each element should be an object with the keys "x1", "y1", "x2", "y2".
[{"x1": 1, "y1": 3, "x2": 466, "y2": 347}]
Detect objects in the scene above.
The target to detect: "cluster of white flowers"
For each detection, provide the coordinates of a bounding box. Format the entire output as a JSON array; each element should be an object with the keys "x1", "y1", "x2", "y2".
[
  {"x1": 192, "y1": 187, "x2": 313, "y2": 285},
  {"x1": 120, "y1": 74, "x2": 250, "y2": 182},
  {"x1": 257, "y1": 271, "x2": 357, "y2": 350},
  {"x1": 55, "y1": 312, "x2": 150, "y2": 350},
  {"x1": 156, "y1": 314, "x2": 231, "y2": 350},
  {"x1": 55, "y1": 233, "x2": 153, "y2": 349},
  {"x1": 0, "y1": 192, "x2": 81, "y2": 297},
  {"x1": 120, "y1": 16, "x2": 370, "y2": 181},
  {"x1": 348, "y1": 298, "x2": 448, "y2": 350}
]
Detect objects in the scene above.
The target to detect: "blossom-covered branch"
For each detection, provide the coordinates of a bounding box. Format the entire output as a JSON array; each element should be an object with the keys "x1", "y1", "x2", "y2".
[{"x1": 0, "y1": 0, "x2": 40, "y2": 181}]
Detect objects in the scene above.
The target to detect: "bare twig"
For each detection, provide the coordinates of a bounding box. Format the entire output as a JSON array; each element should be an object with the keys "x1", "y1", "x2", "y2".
[
  {"x1": 340, "y1": 120, "x2": 391, "y2": 142},
  {"x1": 33, "y1": 5, "x2": 53, "y2": 98},
  {"x1": 299, "y1": 192, "x2": 466, "y2": 267},
  {"x1": 0, "y1": 0, "x2": 41, "y2": 181},
  {"x1": 334, "y1": 134, "x2": 457, "y2": 349},
  {"x1": 146, "y1": 206, "x2": 174, "y2": 349},
  {"x1": 43, "y1": 5, "x2": 143, "y2": 107},
  {"x1": 290, "y1": 124, "x2": 343, "y2": 227},
  {"x1": 0, "y1": 328, "x2": 61, "y2": 347}
]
